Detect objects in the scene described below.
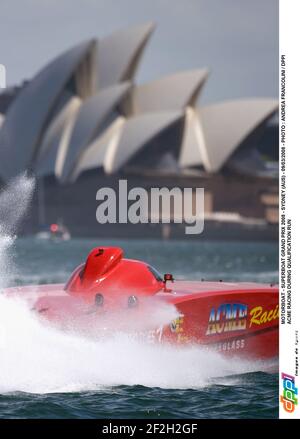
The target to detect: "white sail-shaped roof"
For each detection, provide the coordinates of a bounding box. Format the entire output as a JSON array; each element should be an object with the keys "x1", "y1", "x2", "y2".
[
  {"x1": 104, "y1": 111, "x2": 183, "y2": 174},
  {"x1": 0, "y1": 23, "x2": 279, "y2": 184},
  {"x1": 60, "y1": 82, "x2": 130, "y2": 182},
  {"x1": 35, "y1": 96, "x2": 82, "y2": 178},
  {"x1": 179, "y1": 107, "x2": 207, "y2": 168},
  {"x1": 97, "y1": 22, "x2": 154, "y2": 89},
  {"x1": 196, "y1": 98, "x2": 278, "y2": 172},
  {"x1": 0, "y1": 40, "x2": 96, "y2": 182},
  {"x1": 132, "y1": 70, "x2": 209, "y2": 114},
  {"x1": 70, "y1": 116, "x2": 126, "y2": 182}
]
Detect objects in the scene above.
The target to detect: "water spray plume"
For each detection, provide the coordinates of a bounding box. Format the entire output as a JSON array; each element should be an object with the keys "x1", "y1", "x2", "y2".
[
  {"x1": 0, "y1": 173, "x2": 35, "y2": 288},
  {"x1": 0, "y1": 172, "x2": 36, "y2": 236}
]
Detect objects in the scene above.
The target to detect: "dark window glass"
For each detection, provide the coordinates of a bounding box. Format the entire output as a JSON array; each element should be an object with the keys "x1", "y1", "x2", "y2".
[{"x1": 147, "y1": 265, "x2": 163, "y2": 282}]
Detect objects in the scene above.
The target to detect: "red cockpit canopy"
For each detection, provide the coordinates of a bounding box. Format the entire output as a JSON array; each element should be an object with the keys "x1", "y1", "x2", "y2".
[{"x1": 65, "y1": 247, "x2": 164, "y2": 303}]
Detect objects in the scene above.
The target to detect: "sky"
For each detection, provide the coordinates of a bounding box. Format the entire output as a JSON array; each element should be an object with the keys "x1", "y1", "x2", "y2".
[{"x1": 0, "y1": 0, "x2": 278, "y2": 103}]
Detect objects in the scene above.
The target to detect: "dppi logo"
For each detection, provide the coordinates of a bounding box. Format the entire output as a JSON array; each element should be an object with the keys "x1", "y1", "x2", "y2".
[
  {"x1": 206, "y1": 303, "x2": 247, "y2": 335},
  {"x1": 280, "y1": 372, "x2": 298, "y2": 413}
]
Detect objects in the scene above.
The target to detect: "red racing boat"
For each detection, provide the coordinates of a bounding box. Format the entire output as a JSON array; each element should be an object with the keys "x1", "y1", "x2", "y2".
[{"x1": 4, "y1": 246, "x2": 279, "y2": 360}]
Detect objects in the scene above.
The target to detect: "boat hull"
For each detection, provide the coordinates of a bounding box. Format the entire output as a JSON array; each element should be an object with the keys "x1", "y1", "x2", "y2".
[
  {"x1": 2, "y1": 246, "x2": 278, "y2": 361},
  {"x1": 3, "y1": 282, "x2": 278, "y2": 361}
]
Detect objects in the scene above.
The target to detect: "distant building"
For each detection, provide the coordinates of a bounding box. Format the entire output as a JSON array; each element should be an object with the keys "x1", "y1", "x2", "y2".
[{"x1": 0, "y1": 23, "x2": 278, "y2": 240}]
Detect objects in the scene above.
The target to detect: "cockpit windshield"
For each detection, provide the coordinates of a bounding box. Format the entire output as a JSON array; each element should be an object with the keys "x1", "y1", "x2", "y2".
[{"x1": 147, "y1": 265, "x2": 163, "y2": 282}]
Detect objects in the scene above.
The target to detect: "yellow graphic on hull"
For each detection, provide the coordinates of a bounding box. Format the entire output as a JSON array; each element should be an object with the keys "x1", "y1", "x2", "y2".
[
  {"x1": 249, "y1": 305, "x2": 279, "y2": 327},
  {"x1": 170, "y1": 316, "x2": 189, "y2": 343}
]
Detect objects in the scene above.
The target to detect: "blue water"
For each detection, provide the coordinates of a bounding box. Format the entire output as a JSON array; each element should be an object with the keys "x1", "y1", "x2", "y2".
[{"x1": 0, "y1": 238, "x2": 278, "y2": 418}]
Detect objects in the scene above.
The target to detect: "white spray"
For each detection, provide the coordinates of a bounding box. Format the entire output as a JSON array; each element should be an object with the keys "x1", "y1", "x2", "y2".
[
  {"x1": 0, "y1": 173, "x2": 35, "y2": 287},
  {"x1": 0, "y1": 294, "x2": 262, "y2": 394}
]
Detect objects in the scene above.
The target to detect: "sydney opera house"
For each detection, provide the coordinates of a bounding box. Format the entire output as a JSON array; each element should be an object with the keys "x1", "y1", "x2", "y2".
[{"x1": 0, "y1": 23, "x2": 278, "y2": 240}]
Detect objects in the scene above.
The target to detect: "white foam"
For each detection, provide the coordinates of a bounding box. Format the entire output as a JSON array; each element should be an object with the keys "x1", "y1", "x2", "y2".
[{"x1": 0, "y1": 293, "x2": 265, "y2": 394}]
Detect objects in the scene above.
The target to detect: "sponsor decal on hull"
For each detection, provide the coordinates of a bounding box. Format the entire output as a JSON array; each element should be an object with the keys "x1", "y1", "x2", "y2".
[
  {"x1": 170, "y1": 316, "x2": 189, "y2": 343},
  {"x1": 249, "y1": 305, "x2": 279, "y2": 327},
  {"x1": 206, "y1": 303, "x2": 279, "y2": 336},
  {"x1": 206, "y1": 303, "x2": 248, "y2": 336},
  {"x1": 214, "y1": 338, "x2": 245, "y2": 353}
]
